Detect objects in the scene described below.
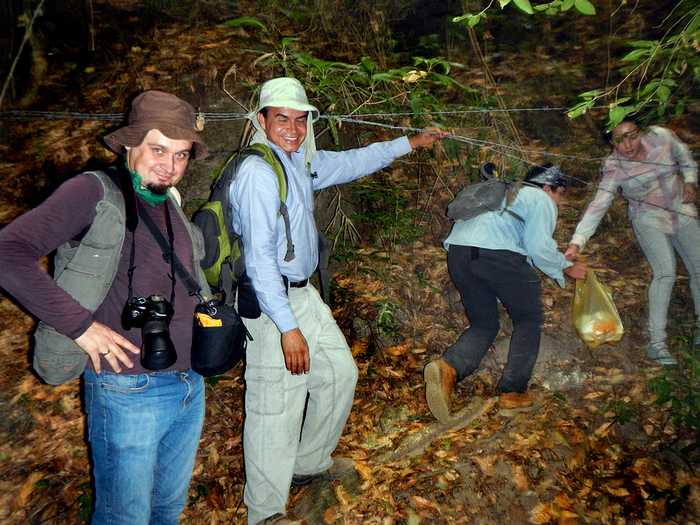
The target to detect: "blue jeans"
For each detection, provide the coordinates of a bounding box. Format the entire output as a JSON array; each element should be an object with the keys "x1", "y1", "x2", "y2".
[{"x1": 84, "y1": 369, "x2": 205, "y2": 525}]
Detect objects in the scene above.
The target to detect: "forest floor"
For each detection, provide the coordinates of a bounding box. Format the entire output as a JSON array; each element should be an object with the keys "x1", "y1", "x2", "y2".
[{"x1": 0, "y1": 2, "x2": 698, "y2": 524}]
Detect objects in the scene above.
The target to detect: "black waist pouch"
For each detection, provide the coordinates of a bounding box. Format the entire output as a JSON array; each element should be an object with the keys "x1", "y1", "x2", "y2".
[
  {"x1": 191, "y1": 300, "x2": 252, "y2": 377},
  {"x1": 237, "y1": 273, "x2": 262, "y2": 319}
]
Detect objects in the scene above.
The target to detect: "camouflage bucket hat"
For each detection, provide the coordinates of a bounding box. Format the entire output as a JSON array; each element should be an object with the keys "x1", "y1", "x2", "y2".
[{"x1": 104, "y1": 90, "x2": 208, "y2": 160}]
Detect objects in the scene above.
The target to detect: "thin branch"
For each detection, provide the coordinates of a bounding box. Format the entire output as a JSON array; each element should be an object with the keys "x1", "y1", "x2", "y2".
[
  {"x1": 0, "y1": 0, "x2": 46, "y2": 110},
  {"x1": 221, "y1": 64, "x2": 250, "y2": 113}
]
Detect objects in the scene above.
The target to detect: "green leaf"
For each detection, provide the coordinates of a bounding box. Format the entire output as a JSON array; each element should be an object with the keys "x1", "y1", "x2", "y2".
[
  {"x1": 579, "y1": 88, "x2": 603, "y2": 99},
  {"x1": 659, "y1": 78, "x2": 677, "y2": 88},
  {"x1": 279, "y1": 36, "x2": 299, "y2": 48},
  {"x1": 608, "y1": 105, "x2": 633, "y2": 128},
  {"x1": 640, "y1": 79, "x2": 661, "y2": 97},
  {"x1": 688, "y1": 13, "x2": 700, "y2": 33},
  {"x1": 561, "y1": 0, "x2": 575, "y2": 11},
  {"x1": 360, "y1": 56, "x2": 377, "y2": 75},
  {"x1": 513, "y1": 0, "x2": 535, "y2": 14},
  {"x1": 567, "y1": 100, "x2": 594, "y2": 119},
  {"x1": 628, "y1": 39, "x2": 658, "y2": 49},
  {"x1": 221, "y1": 16, "x2": 268, "y2": 31},
  {"x1": 371, "y1": 72, "x2": 399, "y2": 82},
  {"x1": 656, "y1": 85, "x2": 671, "y2": 103},
  {"x1": 574, "y1": 0, "x2": 596, "y2": 15},
  {"x1": 467, "y1": 14, "x2": 481, "y2": 27},
  {"x1": 498, "y1": 0, "x2": 512, "y2": 7},
  {"x1": 452, "y1": 13, "x2": 471, "y2": 24},
  {"x1": 621, "y1": 48, "x2": 651, "y2": 62}
]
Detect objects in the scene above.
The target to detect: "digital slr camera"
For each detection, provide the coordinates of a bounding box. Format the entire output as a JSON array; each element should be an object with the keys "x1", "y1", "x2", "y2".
[{"x1": 122, "y1": 295, "x2": 176, "y2": 370}]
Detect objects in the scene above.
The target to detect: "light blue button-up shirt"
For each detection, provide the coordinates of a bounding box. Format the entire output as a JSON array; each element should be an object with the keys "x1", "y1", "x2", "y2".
[
  {"x1": 231, "y1": 136, "x2": 412, "y2": 332},
  {"x1": 444, "y1": 185, "x2": 572, "y2": 287}
]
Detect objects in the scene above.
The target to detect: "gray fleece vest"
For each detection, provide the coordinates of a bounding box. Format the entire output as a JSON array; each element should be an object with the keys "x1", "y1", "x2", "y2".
[{"x1": 33, "y1": 171, "x2": 210, "y2": 385}]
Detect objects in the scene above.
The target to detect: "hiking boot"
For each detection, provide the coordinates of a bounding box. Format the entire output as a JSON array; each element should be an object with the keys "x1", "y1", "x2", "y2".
[
  {"x1": 424, "y1": 358, "x2": 457, "y2": 423},
  {"x1": 647, "y1": 343, "x2": 677, "y2": 366},
  {"x1": 291, "y1": 457, "x2": 356, "y2": 487},
  {"x1": 499, "y1": 391, "x2": 534, "y2": 409},
  {"x1": 257, "y1": 513, "x2": 307, "y2": 525}
]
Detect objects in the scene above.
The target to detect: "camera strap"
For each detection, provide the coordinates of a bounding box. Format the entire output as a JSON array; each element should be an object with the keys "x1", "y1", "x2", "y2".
[{"x1": 136, "y1": 199, "x2": 203, "y2": 301}]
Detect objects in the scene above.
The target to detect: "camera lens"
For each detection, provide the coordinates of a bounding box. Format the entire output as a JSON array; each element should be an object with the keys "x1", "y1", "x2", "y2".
[{"x1": 140, "y1": 295, "x2": 177, "y2": 370}]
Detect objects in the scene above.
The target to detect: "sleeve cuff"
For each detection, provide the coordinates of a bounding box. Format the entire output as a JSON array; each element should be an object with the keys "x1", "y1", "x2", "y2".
[
  {"x1": 682, "y1": 172, "x2": 698, "y2": 184},
  {"x1": 270, "y1": 307, "x2": 299, "y2": 334},
  {"x1": 393, "y1": 136, "x2": 413, "y2": 157},
  {"x1": 66, "y1": 313, "x2": 94, "y2": 340},
  {"x1": 570, "y1": 233, "x2": 587, "y2": 251}
]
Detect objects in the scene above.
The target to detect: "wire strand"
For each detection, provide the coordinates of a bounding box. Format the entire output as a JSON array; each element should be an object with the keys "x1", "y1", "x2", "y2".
[{"x1": 2, "y1": 108, "x2": 697, "y2": 220}]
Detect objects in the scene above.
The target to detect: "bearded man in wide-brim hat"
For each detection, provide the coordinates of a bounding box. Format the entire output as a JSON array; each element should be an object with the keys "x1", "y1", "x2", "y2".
[{"x1": 0, "y1": 90, "x2": 212, "y2": 524}]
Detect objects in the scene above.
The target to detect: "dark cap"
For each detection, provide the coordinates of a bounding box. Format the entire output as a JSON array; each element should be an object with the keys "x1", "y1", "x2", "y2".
[
  {"x1": 525, "y1": 164, "x2": 569, "y2": 188},
  {"x1": 104, "y1": 90, "x2": 208, "y2": 160}
]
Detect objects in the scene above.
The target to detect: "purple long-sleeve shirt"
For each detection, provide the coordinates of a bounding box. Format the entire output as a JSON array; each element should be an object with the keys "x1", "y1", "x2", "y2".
[{"x1": 0, "y1": 172, "x2": 199, "y2": 373}]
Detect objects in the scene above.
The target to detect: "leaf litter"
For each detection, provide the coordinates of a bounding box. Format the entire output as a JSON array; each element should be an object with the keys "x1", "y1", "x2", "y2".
[{"x1": 1, "y1": 3, "x2": 699, "y2": 524}]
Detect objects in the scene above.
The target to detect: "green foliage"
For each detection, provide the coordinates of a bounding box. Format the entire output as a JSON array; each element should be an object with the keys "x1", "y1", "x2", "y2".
[
  {"x1": 648, "y1": 339, "x2": 700, "y2": 441},
  {"x1": 569, "y1": 1, "x2": 700, "y2": 129},
  {"x1": 376, "y1": 299, "x2": 399, "y2": 336},
  {"x1": 350, "y1": 177, "x2": 423, "y2": 248},
  {"x1": 453, "y1": 0, "x2": 595, "y2": 28},
  {"x1": 77, "y1": 482, "x2": 92, "y2": 523},
  {"x1": 221, "y1": 16, "x2": 268, "y2": 31},
  {"x1": 223, "y1": 15, "x2": 476, "y2": 125},
  {"x1": 604, "y1": 399, "x2": 635, "y2": 425}
]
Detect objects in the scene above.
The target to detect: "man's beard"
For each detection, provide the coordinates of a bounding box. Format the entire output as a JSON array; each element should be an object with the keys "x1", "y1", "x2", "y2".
[{"x1": 146, "y1": 183, "x2": 169, "y2": 195}]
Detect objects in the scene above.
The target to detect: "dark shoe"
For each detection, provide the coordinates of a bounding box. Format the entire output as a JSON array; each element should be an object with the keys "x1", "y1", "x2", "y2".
[
  {"x1": 499, "y1": 391, "x2": 533, "y2": 409},
  {"x1": 258, "y1": 513, "x2": 307, "y2": 525},
  {"x1": 291, "y1": 457, "x2": 356, "y2": 487},
  {"x1": 424, "y1": 358, "x2": 457, "y2": 423}
]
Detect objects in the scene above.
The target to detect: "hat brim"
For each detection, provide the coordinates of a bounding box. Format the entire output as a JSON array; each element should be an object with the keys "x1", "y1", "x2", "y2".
[
  {"x1": 256, "y1": 100, "x2": 320, "y2": 121},
  {"x1": 104, "y1": 123, "x2": 208, "y2": 160}
]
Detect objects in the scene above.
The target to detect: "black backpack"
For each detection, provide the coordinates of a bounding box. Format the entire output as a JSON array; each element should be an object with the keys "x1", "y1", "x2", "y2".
[{"x1": 193, "y1": 144, "x2": 331, "y2": 313}]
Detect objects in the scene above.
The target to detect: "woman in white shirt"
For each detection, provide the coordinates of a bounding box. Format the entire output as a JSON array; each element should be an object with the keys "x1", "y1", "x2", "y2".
[{"x1": 566, "y1": 119, "x2": 700, "y2": 365}]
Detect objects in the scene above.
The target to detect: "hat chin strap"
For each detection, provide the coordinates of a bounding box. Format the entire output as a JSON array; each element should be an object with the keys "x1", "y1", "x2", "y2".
[{"x1": 303, "y1": 113, "x2": 316, "y2": 174}]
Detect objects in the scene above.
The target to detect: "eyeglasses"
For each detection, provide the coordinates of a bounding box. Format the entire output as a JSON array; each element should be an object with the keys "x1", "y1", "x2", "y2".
[{"x1": 612, "y1": 129, "x2": 640, "y2": 144}]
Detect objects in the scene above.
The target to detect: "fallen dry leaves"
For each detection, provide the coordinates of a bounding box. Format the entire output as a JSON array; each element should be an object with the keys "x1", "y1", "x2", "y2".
[{"x1": 1, "y1": 3, "x2": 699, "y2": 525}]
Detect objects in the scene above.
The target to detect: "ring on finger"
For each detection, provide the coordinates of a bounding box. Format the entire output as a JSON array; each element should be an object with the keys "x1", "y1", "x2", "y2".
[{"x1": 101, "y1": 349, "x2": 112, "y2": 357}]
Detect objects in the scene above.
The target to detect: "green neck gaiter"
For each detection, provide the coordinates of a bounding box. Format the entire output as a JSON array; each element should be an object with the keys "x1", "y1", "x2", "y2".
[{"x1": 126, "y1": 163, "x2": 169, "y2": 206}]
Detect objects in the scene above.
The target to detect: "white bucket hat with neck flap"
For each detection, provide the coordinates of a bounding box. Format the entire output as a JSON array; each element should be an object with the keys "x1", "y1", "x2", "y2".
[{"x1": 249, "y1": 77, "x2": 320, "y2": 172}]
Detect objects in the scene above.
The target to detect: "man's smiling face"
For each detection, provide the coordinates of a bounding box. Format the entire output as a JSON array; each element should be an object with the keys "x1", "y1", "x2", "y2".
[{"x1": 257, "y1": 107, "x2": 308, "y2": 156}]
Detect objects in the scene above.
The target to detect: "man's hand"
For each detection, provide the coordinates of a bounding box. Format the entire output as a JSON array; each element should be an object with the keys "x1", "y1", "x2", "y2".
[
  {"x1": 281, "y1": 328, "x2": 310, "y2": 375},
  {"x1": 564, "y1": 260, "x2": 588, "y2": 280},
  {"x1": 564, "y1": 243, "x2": 580, "y2": 261},
  {"x1": 408, "y1": 127, "x2": 449, "y2": 150},
  {"x1": 683, "y1": 183, "x2": 696, "y2": 204},
  {"x1": 74, "y1": 321, "x2": 140, "y2": 373}
]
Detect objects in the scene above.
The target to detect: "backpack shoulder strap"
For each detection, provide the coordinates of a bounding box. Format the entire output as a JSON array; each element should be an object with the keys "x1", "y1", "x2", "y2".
[
  {"x1": 499, "y1": 181, "x2": 524, "y2": 223},
  {"x1": 242, "y1": 143, "x2": 295, "y2": 262},
  {"x1": 243, "y1": 143, "x2": 289, "y2": 202}
]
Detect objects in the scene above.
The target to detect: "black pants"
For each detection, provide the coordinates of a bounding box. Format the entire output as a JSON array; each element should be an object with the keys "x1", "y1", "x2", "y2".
[{"x1": 444, "y1": 245, "x2": 543, "y2": 393}]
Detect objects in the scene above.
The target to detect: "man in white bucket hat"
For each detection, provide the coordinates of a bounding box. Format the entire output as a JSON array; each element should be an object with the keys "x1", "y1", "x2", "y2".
[{"x1": 231, "y1": 77, "x2": 446, "y2": 524}]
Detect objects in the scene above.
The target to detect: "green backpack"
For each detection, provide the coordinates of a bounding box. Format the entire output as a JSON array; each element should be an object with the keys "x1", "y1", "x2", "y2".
[{"x1": 193, "y1": 143, "x2": 295, "y2": 306}]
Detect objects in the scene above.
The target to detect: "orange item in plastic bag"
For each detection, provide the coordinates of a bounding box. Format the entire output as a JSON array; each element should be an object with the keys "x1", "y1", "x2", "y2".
[{"x1": 572, "y1": 269, "x2": 624, "y2": 348}]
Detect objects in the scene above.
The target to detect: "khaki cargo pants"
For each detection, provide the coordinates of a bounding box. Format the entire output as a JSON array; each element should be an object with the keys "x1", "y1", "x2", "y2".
[{"x1": 242, "y1": 284, "x2": 358, "y2": 525}]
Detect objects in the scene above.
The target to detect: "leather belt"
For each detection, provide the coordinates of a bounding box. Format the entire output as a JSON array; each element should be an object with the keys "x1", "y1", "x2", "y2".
[{"x1": 282, "y1": 276, "x2": 308, "y2": 291}]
